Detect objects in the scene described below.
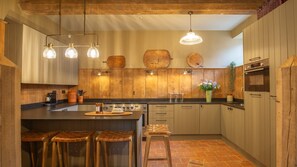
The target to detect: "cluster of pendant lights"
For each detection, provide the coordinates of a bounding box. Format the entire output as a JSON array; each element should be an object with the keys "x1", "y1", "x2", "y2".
[
  {"x1": 43, "y1": 42, "x2": 99, "y2": 59},
  {"x1": 42, "y1": 0, "x2": 99, "y2": 59},
  {"x1": 179, "y1": 11, "x2": 203, "y2": 45}
]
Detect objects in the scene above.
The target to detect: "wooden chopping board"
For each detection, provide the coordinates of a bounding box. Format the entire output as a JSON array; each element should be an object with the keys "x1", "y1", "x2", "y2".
[
  {"x1": 187, "y1": 53, "x2": 203, "y2": 68},
  {"x1": 84, "y1": 111, "x2": 132, "y2": 116},
  {"x1": 103, "y1": 55, "x2": 126, "y2": 69},
  {"x1": 143, "y1": 50, "x2": 171, "y2": 69}
]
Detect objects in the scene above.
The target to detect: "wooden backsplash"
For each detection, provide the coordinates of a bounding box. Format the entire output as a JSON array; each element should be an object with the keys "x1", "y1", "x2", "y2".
[{"x1": 21, "y1": 66, "x2": 243, "y2": 104}]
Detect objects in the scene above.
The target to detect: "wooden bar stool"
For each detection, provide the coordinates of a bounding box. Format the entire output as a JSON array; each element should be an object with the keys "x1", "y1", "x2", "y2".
[
  {"x1": 51, "y1": 131, "x2": 94, "y2": 167},
  {"x1": 95, "y1": 131, "x2": 134, "y2": 167},
  {"x1": 21, "y1": 131, "x2": 57, "y2": 167},
  {"x1": 143, "y1": 124, "x2": 172, "y2": 167}
]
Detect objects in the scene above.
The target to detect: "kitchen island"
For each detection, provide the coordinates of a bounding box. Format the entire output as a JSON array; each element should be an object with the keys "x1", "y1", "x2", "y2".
[{"x1": 21, "y1": 104, "x2": 143, "y2": 167}]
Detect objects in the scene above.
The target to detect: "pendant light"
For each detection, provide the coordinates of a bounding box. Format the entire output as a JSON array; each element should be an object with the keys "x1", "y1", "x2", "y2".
[
  {"x1": 43, "y1": 43, "x2": 56, "y2": 59},
  {"x1": 65, "y1": 43, "x2": 78, "y2": 58},
  {"x1": 180, "y1": 11, "x2": 203, "y2": 45},
  {"x1": 87, "y1": 43, "x2": 99, "y2": 58}
]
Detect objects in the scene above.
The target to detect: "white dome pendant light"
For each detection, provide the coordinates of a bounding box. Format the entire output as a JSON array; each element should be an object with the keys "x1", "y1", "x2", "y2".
[
  {"x1": 87, "y1": 43, "x2": 99, "y2": 58},
  {"x1": 43, "y1": 43, "x2": 56, "y2": 59},
  {"x1": 180, "y1": 11, "x2": 203, "y2": 45},
  {"x1": 65, "y1": 43, "x2": 78, "y2": 58}
]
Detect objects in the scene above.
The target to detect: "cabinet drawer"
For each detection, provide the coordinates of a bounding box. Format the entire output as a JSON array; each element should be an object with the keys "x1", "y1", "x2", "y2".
[
  {"x1": 149, "y1": 105, "x2": 174, "y2": 113},
  {"x1": 149, "y1": 110, "x2": 173, "y2": 118},
  {"x1": 149, "y1": 118, "x2": 174, "y2": 132}
]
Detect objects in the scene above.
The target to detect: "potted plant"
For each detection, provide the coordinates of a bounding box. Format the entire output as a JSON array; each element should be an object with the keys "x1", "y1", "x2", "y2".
[
  {"x1": 77, "y1": 90, "x2": 86, "y2": 103},
  {"x1": 227, "y1": 62, "x2": 236, "y2": 102},
  {"x1": 199, "y1": 80, "x2": 220, "y2": 102}
]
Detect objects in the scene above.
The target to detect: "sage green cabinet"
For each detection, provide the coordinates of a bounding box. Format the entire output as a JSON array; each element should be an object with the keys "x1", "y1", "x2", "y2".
[
  {"x1": 244, "y1": 92, "x2": 270, "y2": 166},
  {"x1": 174, "y1": 104, "x2": 199, "y2": 134},
  {"x1": 199, "y1": 104, "x2": 221, "y2": 134},
  {"x1": 221, "y1": 105, "x2": 245, "y2": 149},
  {"x1": 149, "y1": 104, "x2": 174, "y2": 132}
]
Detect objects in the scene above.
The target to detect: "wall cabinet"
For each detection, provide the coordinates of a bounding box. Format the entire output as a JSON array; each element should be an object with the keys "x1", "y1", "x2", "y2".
[
  {"x1": 199, "y1": 104, "x2": 221, "y2": 134},
  {"x1": 5, "y1": 21, "x2": 78, "y2": 85},
  {"x1": 174, "y1": 104, "x2": 199, "y2": 134},
  {"x1": 149, "y1": 104, "x2": 174, "y2": 132},
  {"x1": 221, "y1": 105, "x2": 245, "y2": 149},
  {"x1": 244, "y1": 92, "x2": 270, "y2": 166}
]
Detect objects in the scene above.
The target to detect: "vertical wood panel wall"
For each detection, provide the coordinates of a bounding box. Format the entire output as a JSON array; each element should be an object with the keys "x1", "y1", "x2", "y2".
[{"x1": 76, "y1": 67, "x2": 244, "y2": 100}]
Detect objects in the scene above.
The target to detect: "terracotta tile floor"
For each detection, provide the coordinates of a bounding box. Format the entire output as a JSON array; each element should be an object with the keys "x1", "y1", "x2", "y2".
[{"x1": 142, "y1": 139, "x2": 255, "y2": 167}]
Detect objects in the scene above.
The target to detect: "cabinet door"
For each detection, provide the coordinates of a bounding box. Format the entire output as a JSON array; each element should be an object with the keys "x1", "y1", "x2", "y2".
[
  {"x1": 200, "y1": 104, "x2": 221, "y2": 134},
  {"x1": 232, "y1": 108, "x2": 245, "y2": 149},
  {"x1": 174, "y1": 104, "x2": 199, "y2": 134},
  {"x1": 244, "y1": 92, "x2": 270, "y2": 166},
  {"x1": 221, "y1": 105, "x2": 232, "y2": 139}
]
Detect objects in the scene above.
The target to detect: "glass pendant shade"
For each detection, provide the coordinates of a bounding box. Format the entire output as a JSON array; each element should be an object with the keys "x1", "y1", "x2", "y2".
[
  {"x1": 179, "y1": 31, "x2": 203, "y2": 45},
  {"x1": 180, "y1": 11, "x2": 203, "y2": 45},
  {"x1": 43, "y1": 43, "x2": 56, "y2": 59},
  {"x1": 65, "y1": 43, "x2": 78, "y2": 58},
  {"x1": 87, "y1": 44, "x2": 99, "y2": 58}
]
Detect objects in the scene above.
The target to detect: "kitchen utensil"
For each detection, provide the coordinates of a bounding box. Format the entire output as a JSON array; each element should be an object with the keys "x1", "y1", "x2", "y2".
[
  {"x1": 103, "y1": 55, "x2": 125, "y2": 69},
  {"x1": 187, "y1": 52, "x2": 203, "y2": 68},
  {"x1": 143, "y1": 49, "x2": 172, "y2": 69}
]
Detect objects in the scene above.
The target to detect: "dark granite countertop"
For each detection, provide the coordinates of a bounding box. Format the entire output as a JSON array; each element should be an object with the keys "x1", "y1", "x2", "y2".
[{"x1": 21, "y1": 103, "x2": 143, "y2": 120}]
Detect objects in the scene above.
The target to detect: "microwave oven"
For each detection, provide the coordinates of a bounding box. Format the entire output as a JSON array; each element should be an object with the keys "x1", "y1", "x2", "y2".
[{"x1": 244, "y1": 59, "x2": 270, "y2": 92}]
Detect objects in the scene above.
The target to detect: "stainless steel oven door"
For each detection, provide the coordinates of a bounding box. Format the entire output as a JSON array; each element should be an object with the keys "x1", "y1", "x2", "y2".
[{"x1": 244, "y1": 67, "x2": 269, "y2": 92}]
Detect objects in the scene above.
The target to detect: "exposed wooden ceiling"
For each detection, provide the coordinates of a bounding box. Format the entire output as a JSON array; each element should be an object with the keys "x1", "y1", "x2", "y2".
[{"x1": 19, "y1": 0, "x2": 264, "y2": 15}]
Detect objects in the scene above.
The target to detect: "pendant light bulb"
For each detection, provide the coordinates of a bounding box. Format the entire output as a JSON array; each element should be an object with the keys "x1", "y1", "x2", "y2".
[
  {"x1": 43, "y1": 43, "x2": 56, "y2": 59},
  {"x1": 87, "y1": 43, "x2": 100, "y2": 58},
  {"x1": 65, "y1": 43, "x2": 78, "y2": 58},
  {"x1": 180, "y1": 11, "x2": 203, "y2": 45}
]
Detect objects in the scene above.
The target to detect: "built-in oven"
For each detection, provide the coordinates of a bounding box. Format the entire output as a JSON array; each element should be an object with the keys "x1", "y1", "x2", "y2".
[{"x1": 244, "y1": 58, "x2": 270, "y2": 92}]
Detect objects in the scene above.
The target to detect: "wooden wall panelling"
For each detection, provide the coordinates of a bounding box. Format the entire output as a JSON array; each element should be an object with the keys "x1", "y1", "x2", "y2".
[
  {"x1": 145, "y1": 71, "x2": 158, "y2": 98},
  {"x1": 286, "y1": 0, "x2": 296, "y2": 56},
  {"x1": 279, "y1": 4, "x2": 288, "y2": 63},
  {"x1": 203, "y1": 69, "x2": 215, "y2": 81},
  {"x1": 180, "y1": 69, "x2": 192, "y2": 98},
  {"x1": 99, "y1": 72, "x2": 110, "y2": 98},
  {"x1": 191, "y1": 69, "x2": 204, "y2": 98},
  {"x1": 234, "y1": 66, "x2": 244, "y2": 99},
  {"x1": 0, "y1": 66, "x2": 21, "y2": 167},
  {"x1": 157, "y1": 69, "x2": 168, "y2": 98},
  {"x1": 91, "y1": 70, "x2": 100, "y2": 98},
  {"x1": 167, "y1": 68, "x2": 180, "y2": 94},
  {"x1": 133, "y1": 69, "x2": 145, "y2": 98},
  {"x1": 213, "y1": 69, "x2": 225, "y2": 98},
  {"x1": 224, "y1": 68, "x2": 230, "y2": 95},
  {"x1": 109, "y1": 69, "x2": 123, "y2": 98},
  {"x1": 123, "y1": 69, "x2": 134, "y2": 98}
]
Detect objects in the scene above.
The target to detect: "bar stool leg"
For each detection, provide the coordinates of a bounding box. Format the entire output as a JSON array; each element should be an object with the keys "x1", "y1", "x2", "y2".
[
  {"x1": 29, "y1": 142, "x2": 36, "y2": 167},
  {"x1": 164, "y1": 136, "x2": 172, "y2": 167},
  {"x1": 86, "y1": 138, "x2": 91, "y2": 167},
  {"x1": 51, "y1": 142, "x2": 57, "y2": 167},
  {"x1": 41, "y1": 141, "x2": 49, "y2": 167},
  {"x1": 103, "y1": 142, "x2": 108, "y2": 167},
  {"x1": 128, "y1": 139, "x2": 133, "y2": 167},
  {"x1": 95, "y1": 141, "x2": 101, "y2": 167},
  {"x1": 62, "y1": 143, "x2": 69, "y2": 167},
  {"x1": 143, "y1": 135, "x2": 152, "y2": 167},
  {"x1": 57, "y1": 142, "x2": 63, "y2": 167}
]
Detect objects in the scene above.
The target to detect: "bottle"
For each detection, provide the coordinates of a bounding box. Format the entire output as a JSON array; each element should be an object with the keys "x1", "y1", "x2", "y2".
[{"x1": 96, "y1": 103, "x2": 100, "y2": 113}]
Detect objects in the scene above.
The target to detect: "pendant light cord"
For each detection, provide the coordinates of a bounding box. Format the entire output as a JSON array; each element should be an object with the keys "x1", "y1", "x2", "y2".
[
  {"x1": 59, "y1": 0, "x2": 61, "y2": 35},
  {"x1": 188, "y1": 11, "x2": 193, "y2": 32}
]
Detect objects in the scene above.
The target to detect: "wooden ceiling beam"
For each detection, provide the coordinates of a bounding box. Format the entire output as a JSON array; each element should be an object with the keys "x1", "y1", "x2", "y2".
[{"x1": 19, "y1": 0, "x2": 264, "y2": 15}]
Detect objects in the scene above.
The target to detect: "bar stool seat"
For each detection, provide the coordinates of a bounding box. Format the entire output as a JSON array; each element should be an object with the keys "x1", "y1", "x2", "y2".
[
  {"x1": 51, "y1": 131, "x2": 94, "y2": 167},
  {"x1": 143, "y1": 124, "x2": 172, "y2": 167},
  {"x1": 21, "y1": 131, "x2": 57, "y2": 167},
  {"x1": 95, "y1": 130, "x2": 134, "y2": 167}
]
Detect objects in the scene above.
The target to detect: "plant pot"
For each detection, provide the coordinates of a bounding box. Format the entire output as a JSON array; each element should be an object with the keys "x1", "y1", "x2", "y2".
[
  {"x1": 227, "y1": 94, "x2": 233, "y2": 102},
  {"x1": 68, "y1": 90, "x2": 77, "y2": 103},
  {"x1": 78, "y1": 96, "x2": 84, "y2": 103},
  {"x1": 205, "y1": 90, "x2": 212, "y2": 103}
]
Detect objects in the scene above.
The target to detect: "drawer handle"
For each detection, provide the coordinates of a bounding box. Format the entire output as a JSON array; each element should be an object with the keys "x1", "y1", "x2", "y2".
[
  {"x1": 250, "y1": 93, "x2": 261, "y2": 97},
  {"x1": 155, "y1": 106, "x2": 167, "y2": 108},
  {"x1": 156, "y1": 120, "x2": 167, "y2": 122},
  {"x1": 156, "y1": 113, "x2": 167, "y2": 115}
]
